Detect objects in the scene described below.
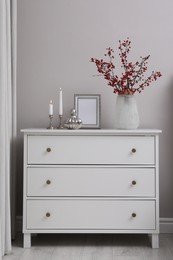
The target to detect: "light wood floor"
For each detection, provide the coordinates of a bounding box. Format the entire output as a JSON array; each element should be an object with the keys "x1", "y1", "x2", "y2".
[{"x1": 3, "y1": 233, "x2": 173, "y2": 260}]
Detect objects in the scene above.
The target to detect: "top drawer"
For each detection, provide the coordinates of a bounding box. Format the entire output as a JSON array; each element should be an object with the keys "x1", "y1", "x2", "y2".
[{"x1": 27, "y1": 135, "x2": 155, "y2": 165}]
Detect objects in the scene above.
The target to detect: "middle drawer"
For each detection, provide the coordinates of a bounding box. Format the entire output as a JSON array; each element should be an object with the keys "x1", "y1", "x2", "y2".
[{"x1": 27, "y1": 167, "x2": 155, "y2": 197}]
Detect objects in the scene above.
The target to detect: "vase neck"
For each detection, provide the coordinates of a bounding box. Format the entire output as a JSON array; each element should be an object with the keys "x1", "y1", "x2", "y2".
[{"x1": 118, "y1": 90, "x2": 134, "y2": 95}]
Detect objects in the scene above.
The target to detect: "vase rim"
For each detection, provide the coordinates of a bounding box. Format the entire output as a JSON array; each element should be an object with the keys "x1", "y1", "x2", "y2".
[
  {"x1": 118, "y1": 93, "x2": 134, "y2": 96},
  {"x1": 118, "y1": 90, "x2": 134, "y2": 95}
]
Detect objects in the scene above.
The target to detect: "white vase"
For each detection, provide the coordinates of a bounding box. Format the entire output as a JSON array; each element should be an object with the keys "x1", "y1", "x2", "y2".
[{"x1": 114, "y1": 94, "x2": 139, "y2": 129}]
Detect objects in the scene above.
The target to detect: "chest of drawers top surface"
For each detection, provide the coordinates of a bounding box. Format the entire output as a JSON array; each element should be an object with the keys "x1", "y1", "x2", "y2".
[{"x1": 21, "y1": 129, "x2": 161, "y2": 135}]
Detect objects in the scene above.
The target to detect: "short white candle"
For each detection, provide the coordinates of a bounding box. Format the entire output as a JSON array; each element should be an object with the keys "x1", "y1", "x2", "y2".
[
  {"x1": 49, "y1": 100, "x2": 53, "y2": 116},
  {"x1": 59, "y1": 88, "x2": 63, "y2": 115}
]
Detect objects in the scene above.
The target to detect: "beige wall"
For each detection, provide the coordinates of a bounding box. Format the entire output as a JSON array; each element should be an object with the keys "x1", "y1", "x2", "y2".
[{"x1": 17, "y1": 0, "x2": 173, "y2": 217}]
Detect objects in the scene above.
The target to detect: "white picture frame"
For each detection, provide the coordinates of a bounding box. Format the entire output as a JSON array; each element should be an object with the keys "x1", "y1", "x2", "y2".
[{"x1": 74, "y1": 94, "x2": 101, "y2": 129}]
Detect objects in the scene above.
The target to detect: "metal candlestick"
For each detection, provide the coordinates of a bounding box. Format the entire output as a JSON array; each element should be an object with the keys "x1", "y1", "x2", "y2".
[
  {"x1": 58, "y1": 115, "x2": 63, "y2": 129},
  {"x1": 47, "y1": 115, "x2": 54, "y2": 129}
]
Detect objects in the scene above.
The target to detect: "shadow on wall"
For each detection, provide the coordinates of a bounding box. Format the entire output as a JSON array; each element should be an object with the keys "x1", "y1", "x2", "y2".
[
  {"x1": 159, "y1": 78, "x2": 173, "y2": 217},
  {"x1": 16, "y1": 136, "x2": 24, "y2": 216}
]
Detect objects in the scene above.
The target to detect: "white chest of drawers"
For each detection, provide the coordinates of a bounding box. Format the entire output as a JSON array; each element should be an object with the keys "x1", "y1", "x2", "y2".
[{"x1": 21, "y1": 129, "x2": 161, "y2": 248}]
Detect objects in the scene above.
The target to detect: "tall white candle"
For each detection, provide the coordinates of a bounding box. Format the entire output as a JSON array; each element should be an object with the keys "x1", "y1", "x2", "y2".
[
  {"x1": 49, "y1": 100, "x2": 53, "y2": 115},
  {"x1": 59, "y1": 88, "x2": 63, "y2": 115}
]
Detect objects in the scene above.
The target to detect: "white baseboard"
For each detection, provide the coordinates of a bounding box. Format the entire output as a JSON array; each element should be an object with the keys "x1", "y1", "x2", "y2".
[
  {"x1": 160, "y1": 218, "x2": 173, "y2": 233},
  {"x1": 16, "y1": 216, "x2": 173, "y2": 234}
]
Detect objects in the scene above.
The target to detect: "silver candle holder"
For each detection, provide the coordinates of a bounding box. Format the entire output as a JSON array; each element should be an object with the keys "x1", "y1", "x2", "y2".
[
  {"x1": 57, "y1": 115, "x2": 63, "y2": 129},
  {"x1": 47, "y1": 115, "x2": 54, "y2": 129}
]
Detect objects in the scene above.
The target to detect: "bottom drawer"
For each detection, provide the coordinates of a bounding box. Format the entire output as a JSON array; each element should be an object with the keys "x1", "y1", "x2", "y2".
[{"x1": 26, "y1": 199, "x2": 155, "y2": 230}]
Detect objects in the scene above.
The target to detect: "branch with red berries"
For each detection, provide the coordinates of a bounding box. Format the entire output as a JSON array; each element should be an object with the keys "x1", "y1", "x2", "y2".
[{"x1": 91, "y1": 38, "x2": 162, "y2": 94}]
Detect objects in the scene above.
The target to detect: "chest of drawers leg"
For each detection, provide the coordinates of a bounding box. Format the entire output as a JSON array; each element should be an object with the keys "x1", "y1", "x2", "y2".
[{"x1": 21, "y1": 129, "x2": 161, "y2": 249}]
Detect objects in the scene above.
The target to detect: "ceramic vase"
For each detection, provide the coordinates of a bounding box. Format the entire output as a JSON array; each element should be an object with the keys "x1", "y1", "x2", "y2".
[{"x1": 114, "y1": 94, "x2": 139, "y2": 129}]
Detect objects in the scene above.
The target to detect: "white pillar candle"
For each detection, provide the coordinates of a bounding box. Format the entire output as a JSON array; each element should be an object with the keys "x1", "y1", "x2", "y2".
[
  {"x1": 49, "y1": 100, "x2": 53, "y2": 115},
  {"x1": 59, "y1": 88, "x2": 63, "y2": 115}
]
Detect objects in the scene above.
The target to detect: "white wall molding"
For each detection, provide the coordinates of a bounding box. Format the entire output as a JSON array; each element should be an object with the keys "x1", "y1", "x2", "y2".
[
  {"x1": 160, "y1": 218, "x2": 173, "y2": 233},
  {"x1": 16, "y1": 216, "x2": 173, "y2": 234}
]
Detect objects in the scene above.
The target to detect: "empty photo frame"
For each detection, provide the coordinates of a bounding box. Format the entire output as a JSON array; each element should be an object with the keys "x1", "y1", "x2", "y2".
[{"x1": 74, "y1": 94, "x2": 101, "y2": 128}]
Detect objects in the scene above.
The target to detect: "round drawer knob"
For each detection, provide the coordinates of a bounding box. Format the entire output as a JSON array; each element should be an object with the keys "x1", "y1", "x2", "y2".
[
  {"x1": 46, "y1": 148, "x2": 51, "y2": 152},
  {"x1": 46, "y1": 212, "x2": 51, "y2": 218},
  {"x1": 132, "y1": 180, "x2": 136, "y2": 185},
  {"x1": 46, "y1": 180, "x2": 51, "y2": 185},
  {"x1": 132, "y1": 213, "x2": 136, "y2": 218},
  {"x1": 131, "y1": 148, "x2": 136, "y2": 153}
]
